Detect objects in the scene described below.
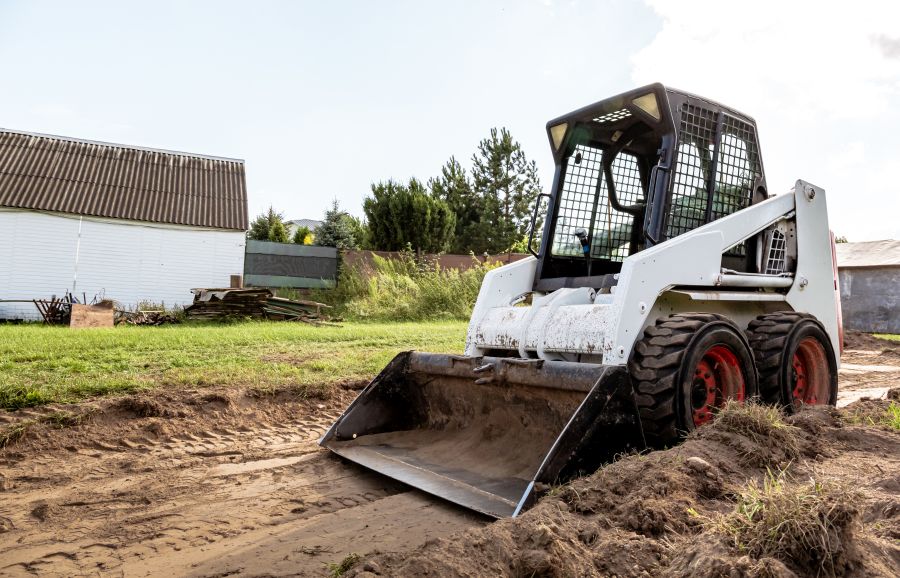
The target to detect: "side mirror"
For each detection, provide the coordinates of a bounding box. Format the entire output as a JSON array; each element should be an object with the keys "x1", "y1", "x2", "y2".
[{"x1": 527, "y1": 193, "x2": 551, "y2": 258}]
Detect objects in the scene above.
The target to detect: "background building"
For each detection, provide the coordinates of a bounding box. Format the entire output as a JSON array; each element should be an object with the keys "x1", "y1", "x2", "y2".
[
  {"x1": 835, "y1": 239, "x2": 900, "y2": 334},
  {"x1": 0, "y1": 129, "x2": 248, "y2": 319},
  {"x1": 286, "y1": 218, "x2": 321, "y2": 240}
]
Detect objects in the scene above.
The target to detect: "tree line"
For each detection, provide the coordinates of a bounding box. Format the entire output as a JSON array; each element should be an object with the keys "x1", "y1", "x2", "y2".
[{"x1": 247, "y1": 127, "x2": 542, "y2": 254}]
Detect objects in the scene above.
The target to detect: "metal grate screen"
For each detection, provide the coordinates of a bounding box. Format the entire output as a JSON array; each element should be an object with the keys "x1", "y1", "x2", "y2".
[
  {"x1": 715, "y1": 115, "x2": 761, "y2": 221},
  {"x1": 764, "y1": 230, "x2": 787, "y2": 274},
  {"x1": 666, "y1": 104, "x2": 717, "y2": 238},
  {"x1": 552, "y1": 145, "x2": 601, "y2": 257},
  {"x1": 551, "y1": 145, "x2": 640, "y2": 262},
  {"x1": 665, "y1": 104, "x2": 762, "y2": 257}
]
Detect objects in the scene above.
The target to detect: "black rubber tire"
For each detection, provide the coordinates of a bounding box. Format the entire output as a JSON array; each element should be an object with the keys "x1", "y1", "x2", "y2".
[
  {"x1": 747, "y1": 311, "x2": 838, "y2": 413},
  {"x1": 628, "y1": 313, "x2": 759, "y2": 448}
]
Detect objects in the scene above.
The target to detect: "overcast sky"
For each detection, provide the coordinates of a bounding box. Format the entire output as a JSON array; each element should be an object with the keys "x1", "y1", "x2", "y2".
[{"x1": 1, "y1": 0, "x2": 898, "y2": 240}]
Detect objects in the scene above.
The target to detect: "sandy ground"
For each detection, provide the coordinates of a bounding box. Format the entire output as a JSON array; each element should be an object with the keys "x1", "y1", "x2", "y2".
[
  {"x1": 0, "y1": 333, "x2": 897, "y2": 577},
  {"x1": 0, "y1": 389, "x2": 485, "y2": 577},
  {"x1": 837, "y1": 332, "x2": 900, "y2": 405}
]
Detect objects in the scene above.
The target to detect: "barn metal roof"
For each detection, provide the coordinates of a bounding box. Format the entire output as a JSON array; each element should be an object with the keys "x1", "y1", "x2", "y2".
[
  {"x1": 0, "y1": 129, "x2": 248, "y2": 230},
  {"x1": 835, "y1": 239, "x2": 900, "y2": 268}
]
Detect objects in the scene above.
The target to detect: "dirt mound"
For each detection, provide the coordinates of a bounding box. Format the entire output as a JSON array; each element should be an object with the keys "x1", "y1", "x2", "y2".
[
  {"x1": 348, "y1": 402, "x2": 900, "y2": 578},
  {"x1": 844, "y1": 331, "x2": 900, "y2": 357},
  {"x1": 0, "y1": 385, "x2": 327, "y2": 456}
]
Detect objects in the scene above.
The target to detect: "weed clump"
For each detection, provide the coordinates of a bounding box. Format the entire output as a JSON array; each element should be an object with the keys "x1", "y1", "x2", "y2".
[
  {"x1": 328, "y1": 553, "x2": 360, "y2": 577},
  {"x1": 840, "y1": 398, "x2": 900, "y2": 431},
  {"x1": 883, "y1": 401, "x2": 900, "y2": 430},
  {"x1": 693, "y1": 401, "x2": 802, "y2": 467},
  {"x1": 44, "y1": 410, "x2": 93, "y2": 428},
  {"x1": 0, "y1": 421, "x2": 34, "y2": 448},
  {"x1": 708, "y1": 470, "x2": 859, "y2": 576}
]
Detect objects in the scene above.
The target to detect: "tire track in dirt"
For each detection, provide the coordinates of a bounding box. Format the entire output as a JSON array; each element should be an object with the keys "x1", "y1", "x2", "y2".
[{"x1": 0, "y1": 391, "x2": 485, "y2": 577}]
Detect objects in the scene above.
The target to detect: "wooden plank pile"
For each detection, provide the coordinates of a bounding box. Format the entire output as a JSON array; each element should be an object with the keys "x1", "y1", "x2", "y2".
[
  {"x1": 264, "y1": 296, "x2": 331, "y2": 322},
  {"x1": 185, "y1": 288, "x2": 330, "y2": 322}
]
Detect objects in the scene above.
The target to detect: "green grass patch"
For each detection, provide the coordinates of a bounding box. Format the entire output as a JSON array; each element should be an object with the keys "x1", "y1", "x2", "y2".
[
  {"x1": 0, "y1": 321, "x2": 466, "y2": 410},
  {"x1": 874, "y1": 334, "x2": 900, "y2": 342},
  {"x1": 884, "y1": 401, "x2": 900, "y2": 430},
  {"x1": 842, "y1": 400, "x2": 900, "y2": 430}
]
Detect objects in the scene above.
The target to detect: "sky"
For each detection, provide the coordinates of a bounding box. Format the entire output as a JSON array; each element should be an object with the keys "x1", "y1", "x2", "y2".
[{"x1": 0, "y1": 0, "x2": 898, "y2": 241}]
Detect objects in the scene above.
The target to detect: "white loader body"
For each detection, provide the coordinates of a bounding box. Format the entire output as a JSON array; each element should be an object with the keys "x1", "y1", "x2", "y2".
[
  {"x1": 467, "y1": 180, "x2": 841, "y2": 367},
  {"x1": 322, "y1": 84, "x2": 843, "y2": 519}
]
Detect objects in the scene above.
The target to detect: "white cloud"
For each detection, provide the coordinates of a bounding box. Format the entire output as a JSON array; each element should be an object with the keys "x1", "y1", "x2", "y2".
[{"x1": 631, "y1": 0, "x2": 900, "y2": 241}]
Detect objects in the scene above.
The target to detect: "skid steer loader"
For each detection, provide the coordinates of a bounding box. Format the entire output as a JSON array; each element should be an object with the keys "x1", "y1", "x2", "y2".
[{"x1": 321, "y1": 83, "x2": 842, "y2": 518}]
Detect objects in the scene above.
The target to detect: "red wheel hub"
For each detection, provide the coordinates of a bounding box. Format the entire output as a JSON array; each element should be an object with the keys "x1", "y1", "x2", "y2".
[
  {"x1": 690, "y1": 345, "x2": 746, "y2": 426},
  {"x1": 791, "y1": 337, "x2": 829, "y2": 406}
]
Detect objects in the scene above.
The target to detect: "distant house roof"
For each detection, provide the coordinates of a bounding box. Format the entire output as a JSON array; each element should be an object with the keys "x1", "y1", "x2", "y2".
[
  {"x1": 0, "y1": 129, "x2": 248, "y2": 230},
  {"x1": 835, "y1": 239, "x2": 900, "y2": 268},
  {"x1": 287, "y1": 218, "x2": 322, "y2": 230}
]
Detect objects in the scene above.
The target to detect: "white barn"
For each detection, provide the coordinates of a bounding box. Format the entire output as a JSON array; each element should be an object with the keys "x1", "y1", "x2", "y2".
[{"x1": 0, "y1": 129, "x2": 248, "y2": 319}]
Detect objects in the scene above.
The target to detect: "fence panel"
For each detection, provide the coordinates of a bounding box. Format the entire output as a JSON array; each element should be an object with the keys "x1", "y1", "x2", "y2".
[{"x1": 244, "y1": 240, "x2": 337, "y2": 288}]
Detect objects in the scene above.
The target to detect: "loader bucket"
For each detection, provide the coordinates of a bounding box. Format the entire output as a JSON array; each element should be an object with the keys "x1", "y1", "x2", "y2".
[{"x1": 319, "y1": 352, "x2": 644, "y2": 518}]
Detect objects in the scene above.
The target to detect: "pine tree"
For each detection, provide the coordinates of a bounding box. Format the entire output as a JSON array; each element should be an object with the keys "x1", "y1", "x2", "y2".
[
  {"x1": 248, "y1": 206, "x2": 289, "y2": 242},
  {"x1": 314, "y1": 200, "x2": 361, "y2": 250},
  {"x1": 267, "y1": 219, "x2": 289, "y2": 243},
  {"x1": 470, "y1": 128, "x2": 541, "y2": 253},
  {"x1": 429, "y1": 156, "x2": 481, "y2": 253}
]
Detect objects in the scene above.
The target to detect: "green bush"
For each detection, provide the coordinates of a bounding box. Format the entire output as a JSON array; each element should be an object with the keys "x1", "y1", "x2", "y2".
[{"x1": 314, "y1": 250, "x2": 495, "y2": 322}]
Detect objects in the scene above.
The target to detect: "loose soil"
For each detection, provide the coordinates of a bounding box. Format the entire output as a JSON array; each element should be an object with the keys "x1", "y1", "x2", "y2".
[
  {"x1": 1, "y1": 333, "x2": 898, "y2": 577},
  {"x1": 0, "y1": 389, "x2": 485, "y2": 577}
]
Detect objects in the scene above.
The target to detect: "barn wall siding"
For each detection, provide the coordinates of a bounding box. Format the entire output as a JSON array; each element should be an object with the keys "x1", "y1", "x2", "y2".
[
  {"x1": 0, "y1": 209, "x2": 245, "y2": 320},
  {"x1": 839, "y1": 268, "x2": 900, "y2": 334}
]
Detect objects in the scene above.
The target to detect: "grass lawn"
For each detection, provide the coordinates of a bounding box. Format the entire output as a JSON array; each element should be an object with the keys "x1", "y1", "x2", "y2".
[
  {"x1": 875, "y1": 334, "x2": 900, "y2": 342},
  {"x1": 0, "y1": 321, "x2": 467, "y2": 410}
]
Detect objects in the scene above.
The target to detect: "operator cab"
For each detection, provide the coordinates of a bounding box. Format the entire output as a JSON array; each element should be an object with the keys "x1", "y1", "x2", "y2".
[{"x1": 531, "y1": 83, "x2": 769, "y2": 292}]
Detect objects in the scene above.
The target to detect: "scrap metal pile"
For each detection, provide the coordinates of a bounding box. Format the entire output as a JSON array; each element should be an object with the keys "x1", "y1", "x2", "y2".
[
  {"x1": 184, "y1": 288, "x2": 330, "y2": 322},
  {"x1": 32, "y1": 294, "x2": 75, "y2": 324}
]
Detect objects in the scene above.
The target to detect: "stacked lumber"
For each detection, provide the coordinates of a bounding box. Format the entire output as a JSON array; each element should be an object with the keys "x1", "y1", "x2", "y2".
[
  {"x1": 185, "y1": 288, "x2": 329, "y2": 322},
  {"x1": 185, "y1": 288, "x2": 271, "y2": 320},
  {"x1": 264, "y1": 297, "x2": 331, "y2": 322}
]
